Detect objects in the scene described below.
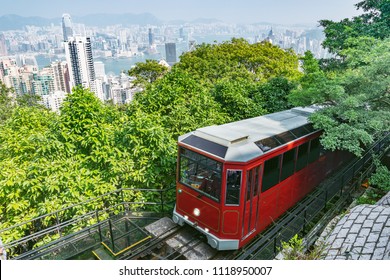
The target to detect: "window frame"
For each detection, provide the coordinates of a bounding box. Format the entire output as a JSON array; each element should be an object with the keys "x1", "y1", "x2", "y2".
[
  {"x1": 225, "y1": 169, "x2": 242, "y2": 206},
  {"x1": 296, "y1": 142, "x2": 309, "y2": 171},
  {"x1": 280, "y1": 148, "x2": 296, "y2": 181},
  {"x1": 179, "y1": 147, "x2": 223, "y2": 202},
  {"x1": 261, "y1": 155, "x2": 281, "y2": 193}
]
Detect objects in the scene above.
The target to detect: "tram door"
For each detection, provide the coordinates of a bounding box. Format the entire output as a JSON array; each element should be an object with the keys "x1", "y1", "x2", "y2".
[{"x1": 242, "y1": 165, "x2": 261, "y2": 238}]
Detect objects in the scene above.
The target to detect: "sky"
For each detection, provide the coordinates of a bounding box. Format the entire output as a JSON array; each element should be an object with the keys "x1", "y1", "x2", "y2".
[{"x1": 0, "y1": 0, "x2": 362, "y2": 25}]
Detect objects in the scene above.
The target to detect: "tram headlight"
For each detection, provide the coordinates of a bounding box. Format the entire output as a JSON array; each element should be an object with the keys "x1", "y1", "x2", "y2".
[
  {"x1": 184, "y1": 215, "x2": 188, "y2": 220},
  {"x1": 193, "y1": 208, "x2": 200, "y2": 217}
]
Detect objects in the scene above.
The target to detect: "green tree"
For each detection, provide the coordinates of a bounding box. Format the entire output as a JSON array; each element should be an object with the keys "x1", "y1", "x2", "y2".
[
  {"x1": 117, "y1": 109, "x2": 177, "y2": 189},
  {"x1": 289, "y1": 52, "x2": 345, "y2": 107},
  {"x1": 177, "y1": 38, "x2": 301, "y2": 86},
  {"x1": 16, "y1": 93, "x2": 45, "y2": 109},
  {"x1": 128, "y1": 59, "x2": 168, "y2": 88},
  {"x1": 130, "y1": 68, "x2": 229, "y2": 138},
  {"x1": 320, "y1": 0, "x2": 390, "y2": 55},
  {"x1": 290, "y1": 39, "x2": 390, "y2": 157},
  {"x1": 211, "y1": 79, "x2": 266, "y2": 121},
  {"x1": 256, "y1": 76, "x2": 296, "y2": 113}
]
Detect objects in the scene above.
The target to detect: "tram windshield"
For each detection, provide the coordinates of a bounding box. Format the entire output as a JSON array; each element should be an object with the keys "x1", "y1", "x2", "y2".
[{"x1": 179, "y1": 147, "x2": 222, "y2": 202}]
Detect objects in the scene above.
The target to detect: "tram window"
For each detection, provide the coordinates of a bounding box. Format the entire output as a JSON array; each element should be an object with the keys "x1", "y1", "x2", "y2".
[
  {"x1": 246, "y1": 169, "x2": 253, "y2": 201},
  {"x1": 256, "y1": 137, "x2": 280, "y2": 152},
  {"x1": 275, "y1": 131, "x2": 296, "y2": 144},
  {"x1": 281, "y1": 148, "x2": 296, "y2": 181},
  {"x1": 179, "y1": 147, "x2": 222, "y2": 202},
  {"x1": 296, "y1": 142, "x2": 309, "y2": 171},
  {"x1": 290, "y1": 126, "x2": 308, "y2": 138},
  {"x1": 308, "y1": 138, "x2": 320, "y2": 163},
  {"x1": 226, "y1": 170, "x2": 241, "y2": 205},
  {"x1": 262, "y1": 156, "x2": 281, "y2": 192},
  {"x1": 303, "y1": 123, "x2": 316, "y2": 133}
]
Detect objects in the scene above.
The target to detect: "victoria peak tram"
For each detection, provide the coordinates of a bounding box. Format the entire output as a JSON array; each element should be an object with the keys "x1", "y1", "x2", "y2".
[{"x1": 172, "y1": 106, "x2": 346, "y2": 250}]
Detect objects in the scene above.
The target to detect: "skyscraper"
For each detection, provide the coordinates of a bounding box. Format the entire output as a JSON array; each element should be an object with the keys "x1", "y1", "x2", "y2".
[
  {"x1": 65, "y1": 36, "x2": 96, "y2": 93},
  {"x1": 62, "y1": 14, "x2": 74, "y2": 41},
  {"x1": 165, "y1": 43, "x2": 177, "y2": 66},
  {"x1": 148, "y1": 28, "x2": 154, "y2": 47}
]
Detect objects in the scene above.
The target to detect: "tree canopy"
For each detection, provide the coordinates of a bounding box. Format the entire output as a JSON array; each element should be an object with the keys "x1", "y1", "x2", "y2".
[
  {"x1": 290, "y1": 40, "x2": 390, "y2": 157},
  {"x1": 320, "y1": 0, "x2": 390, "y2": 55},
  {"x1": 128, "y1": 59, "x2": 168, "y2": 88}
]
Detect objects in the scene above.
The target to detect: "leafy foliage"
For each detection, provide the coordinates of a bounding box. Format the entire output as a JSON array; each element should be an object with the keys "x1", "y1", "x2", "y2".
[
  {"x1": 130, "y1": 68, "x2": 229, "y2": 138},
  {"x1": 292, "y1": 1, "x2": 390, "y2": 194},
  {"x1": 177, "y1": 38, "x2": 301, "y2": 85},
  {"x1": 290, "y1": 41, "x2": 390, "y2": 157},
  {"x1": 128, "y1": 59, "x2": 168, "y2": 88},
  {"x1": 278, "y1": 234, "x2": 326, "y2": 260},
  {"x1": 211, "y1": 79, "x2": 266, "y2": 121},
  {"x1": 0, "y1": 86, "x2": 174, "y2": 247},
  {"x1": 320, "y1": 0, "x2": 390, "y2": 55}
]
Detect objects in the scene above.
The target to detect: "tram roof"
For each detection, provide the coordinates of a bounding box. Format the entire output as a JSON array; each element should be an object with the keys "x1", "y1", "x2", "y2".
[{"x1": 179, "y1": 106, "x2": 321, "y2": 162}]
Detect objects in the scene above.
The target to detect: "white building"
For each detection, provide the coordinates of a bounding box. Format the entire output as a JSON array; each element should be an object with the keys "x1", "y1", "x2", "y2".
[
  {"x1": 64, "y1": 36, "x2": 98, "y2": 97},
  {"x1": 41, "y1": 91, "x2": 68, "y2": 112}
]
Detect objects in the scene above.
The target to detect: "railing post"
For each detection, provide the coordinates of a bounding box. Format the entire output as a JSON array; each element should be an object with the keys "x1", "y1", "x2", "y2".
[
  {"x1": 96, "y1": 210, "x2": 102, "y2": 242},
  {"x1": 273, "y1": 237, "x2": 277, "y2": 256},
  {"x1": 303, "y1": 209, "x2": 307, "y2": 234},
  {"x1": 108, "y1": 219, "x2": 115, "y2": 253},
  {"x1": 55, "y1": 212, "x2": 62, "y2": 238},
  {"x1": 324, "y1": 189, "x2": 328, "y2": 207},
  {"x1": 121, "y1": 190, "x2": 129, "y2": 212}
]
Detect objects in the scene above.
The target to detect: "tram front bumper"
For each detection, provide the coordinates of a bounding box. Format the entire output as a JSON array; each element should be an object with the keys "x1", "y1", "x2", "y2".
[{"x1": 172, "y1": 205, "x2": 239, "y2": 251}]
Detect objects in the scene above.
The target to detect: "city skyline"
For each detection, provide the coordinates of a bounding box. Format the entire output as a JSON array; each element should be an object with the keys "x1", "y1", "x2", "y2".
[{"x1": 1, "y1": 0, "x2": 362, "y2": 25}]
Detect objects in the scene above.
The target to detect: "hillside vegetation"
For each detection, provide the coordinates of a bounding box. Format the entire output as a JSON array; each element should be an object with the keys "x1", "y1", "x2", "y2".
[{"x1": 1, "y1": 0, "x2": 389, "y2": 249}]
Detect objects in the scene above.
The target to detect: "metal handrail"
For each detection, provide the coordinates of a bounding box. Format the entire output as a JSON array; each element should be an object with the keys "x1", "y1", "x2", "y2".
[
  {"x1": 1, "y1": 185, "x2": 176, "y2": 257},
  {"x1": 0, "y1": 185, "x2": 175, "y2": 235}
]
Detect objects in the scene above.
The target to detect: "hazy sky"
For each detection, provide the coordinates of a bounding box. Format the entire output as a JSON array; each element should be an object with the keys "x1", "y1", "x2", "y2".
[{"x1": 0, "y1": 0, "x2": 362, "y2": 24}]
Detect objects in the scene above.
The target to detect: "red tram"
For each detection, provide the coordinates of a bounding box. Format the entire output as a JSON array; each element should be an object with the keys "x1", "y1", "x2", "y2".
[{"x1": 172, "y1": 106, "x2": 346, "y2": 250}]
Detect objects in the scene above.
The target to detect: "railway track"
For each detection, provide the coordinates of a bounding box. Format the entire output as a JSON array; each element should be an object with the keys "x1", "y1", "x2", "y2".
[{"x1": 114, "y1": 217, "x2": 231, "y2": 260}]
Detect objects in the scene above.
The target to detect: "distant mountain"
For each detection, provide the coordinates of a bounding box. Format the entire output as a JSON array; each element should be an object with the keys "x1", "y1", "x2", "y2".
[
  {"x1": 0, "y1": 13, "x2": 162, "y2": 30},
  {"x1": 0, "y1": 14, "x2": 58, "y2": 31},
  {"x1": 0, "y1": 14, "x2": 225, "y2": 31}
]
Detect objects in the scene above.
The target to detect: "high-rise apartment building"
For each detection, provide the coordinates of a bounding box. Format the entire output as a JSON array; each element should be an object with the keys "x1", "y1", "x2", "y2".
[
  {"x1": 62, "y1": 14, "x2": 74, "y2": 41},
  {"x1": 50, "y1": 61, "x2": 71, "y2": 93},
  {"x1": 165, "y1": 42, "x2": 177, "y2": 66},
  {"x1": 65, "y1": 36, "x2": 96, "y2": 94}
]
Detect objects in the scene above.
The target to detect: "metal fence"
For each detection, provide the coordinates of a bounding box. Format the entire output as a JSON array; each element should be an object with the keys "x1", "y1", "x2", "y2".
[{"x1": 0, "y1": 185, "x2": 176, "y2": 259}]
